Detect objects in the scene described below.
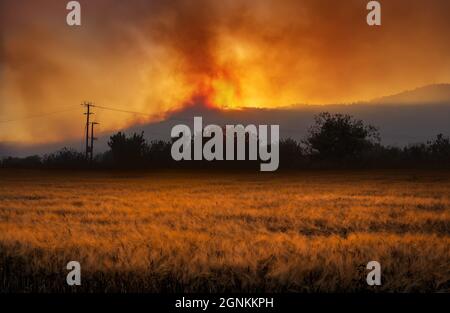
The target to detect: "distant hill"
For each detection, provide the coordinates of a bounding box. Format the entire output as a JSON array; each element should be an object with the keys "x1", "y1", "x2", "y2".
[
  {"x1": 371, "y1": 84, "x2": 450, "y2": 105},
  {"x1": 2, "y1": 84, "x2": 450, "y2": 157}
]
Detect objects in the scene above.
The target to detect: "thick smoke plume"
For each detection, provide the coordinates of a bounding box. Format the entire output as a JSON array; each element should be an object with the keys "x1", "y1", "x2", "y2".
[{"x1": 1, "y1": 0, "x2": 450, "y2": 143}]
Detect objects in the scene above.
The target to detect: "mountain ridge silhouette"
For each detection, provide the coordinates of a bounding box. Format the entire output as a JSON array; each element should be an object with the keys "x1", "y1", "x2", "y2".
[{"x1": 2, "y1": 84, "x2": 450, "y2": 157}]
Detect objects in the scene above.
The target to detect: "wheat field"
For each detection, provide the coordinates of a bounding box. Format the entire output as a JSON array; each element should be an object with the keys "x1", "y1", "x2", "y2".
[{"x1": 0, "y1": 169, "x2": 449, "y2": 292}]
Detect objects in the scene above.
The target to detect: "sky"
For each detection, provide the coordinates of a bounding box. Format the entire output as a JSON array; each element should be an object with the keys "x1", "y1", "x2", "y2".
[{"x1": 1, "y1": 0, "x2": 450, "y2": 144}]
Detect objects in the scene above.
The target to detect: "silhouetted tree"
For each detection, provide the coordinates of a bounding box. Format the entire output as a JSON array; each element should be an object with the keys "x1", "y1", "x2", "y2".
[
  {"x1": 428, "y1": 134, "x2": 450, "y2": 161},
  {"x1": 43, "y1": 148, "x2": 85, "y2": 168},
  {"x1": 306, "y1": 112, "x2": 380, "y2": 161},
  {"x1": 146, "y1": 140, "x2": 172, "y2": 166},
  {"x1": 403, "y1": 143, "x2": 428, "y2": 162},
  {"x1": 108, "y1": 132, "x2": 149, "y2": 167},
  {"x1": 1, "y1": 117, "x2": 448, "y2": 170},
  {"x1": 279, "y1": 138, "x2": 304, "y2": 168},
  {"x1": 1, "y1": 155, "x2": 42, "y2": 168}
]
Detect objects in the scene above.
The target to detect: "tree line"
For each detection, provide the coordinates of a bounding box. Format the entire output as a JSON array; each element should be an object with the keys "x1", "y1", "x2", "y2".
[{"x1": 2, "y1": 112, "x2": 450, "y2": 170}]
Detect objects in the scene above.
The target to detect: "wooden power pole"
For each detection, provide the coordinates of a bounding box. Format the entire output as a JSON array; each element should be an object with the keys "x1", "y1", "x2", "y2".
[
  {"x1": 90, "y1": 122, "x2": 99, "y2": 162},
  {"x1": 82, "y1": 102, "x2": 94, "y2": 160}
]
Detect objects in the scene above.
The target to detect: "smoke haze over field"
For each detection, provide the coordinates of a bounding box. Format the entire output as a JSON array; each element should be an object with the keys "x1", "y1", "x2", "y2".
[{"x1": 1, "y1": 0, "x2": 450, "y2": 143}]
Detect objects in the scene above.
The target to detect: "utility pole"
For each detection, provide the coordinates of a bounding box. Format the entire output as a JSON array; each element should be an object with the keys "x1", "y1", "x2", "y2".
[
  {"x1": 81, "y1": 102, "x2": 94, "y2": 160},
  {"x1": 90, "y1": 122, "x2": 99, "y2": 163}
]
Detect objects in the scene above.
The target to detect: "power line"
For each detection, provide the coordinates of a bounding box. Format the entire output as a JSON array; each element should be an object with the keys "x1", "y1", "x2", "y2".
[
  {"x1": 86, "y1": 104, "x2": 195, "y2": 143},
  {"x1": 93, "y1": 105, "x2": 156, "y2": 117},
  {"x1": 0, "y1": 103, "x2": 190, "y2": 124},
  {"x1": 92, "y1": 104, "x2": 192, "y2": 123}
]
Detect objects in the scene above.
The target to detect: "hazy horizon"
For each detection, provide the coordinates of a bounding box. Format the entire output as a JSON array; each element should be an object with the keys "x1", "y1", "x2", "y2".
[{"x1": 2, "y1": 83, "x2": 450, "y2": 157}]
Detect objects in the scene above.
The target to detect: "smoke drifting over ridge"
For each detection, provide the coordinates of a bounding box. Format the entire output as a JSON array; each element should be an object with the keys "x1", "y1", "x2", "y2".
[{"x1": 1, "y1": 0, "x2": 450, "y2": 143}]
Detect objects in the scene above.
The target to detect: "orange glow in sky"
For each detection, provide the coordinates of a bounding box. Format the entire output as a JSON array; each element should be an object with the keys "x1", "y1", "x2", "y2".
[{"x1": 1, "y1": 0, "x2": 450, "y2": 143}]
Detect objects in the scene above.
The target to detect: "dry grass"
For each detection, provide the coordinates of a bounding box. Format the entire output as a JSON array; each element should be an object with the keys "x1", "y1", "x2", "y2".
[{"x1": 0, "y1": 169, "x2": 449, "y2": 292}]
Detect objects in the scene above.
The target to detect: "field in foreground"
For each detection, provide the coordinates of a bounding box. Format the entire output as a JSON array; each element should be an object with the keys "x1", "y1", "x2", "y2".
[{"x1": 0, "y1": 169, "x2": 449, "y2": 293}]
